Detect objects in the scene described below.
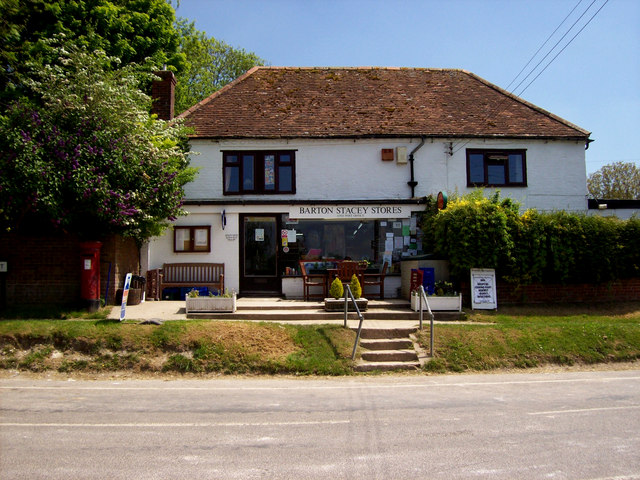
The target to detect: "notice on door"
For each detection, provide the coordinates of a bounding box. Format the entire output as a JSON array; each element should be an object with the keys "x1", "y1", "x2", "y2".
[
  {"x1": 255, "y1": 229, "x2": 264, "y2": 242},
  {"x1": 470, "y1": 268, "x2": 497, "y2": 310}
]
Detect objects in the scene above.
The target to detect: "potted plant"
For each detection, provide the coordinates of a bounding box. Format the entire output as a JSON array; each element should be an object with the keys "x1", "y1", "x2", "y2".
[
  {"x1": 411, "y1": 281, "x2": 461, "y2": 312},
  {"x1": 324, "y1": 275, "x2": 368, "y2": 311},
  {"x1": 185, "y1": 288, "x2": 237, "y2": 313}
]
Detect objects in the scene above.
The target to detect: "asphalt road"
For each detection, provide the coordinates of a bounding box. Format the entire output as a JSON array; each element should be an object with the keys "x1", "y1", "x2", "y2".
[{"x1": 1, "y1": 370, "x2": 640, "y2": 480}]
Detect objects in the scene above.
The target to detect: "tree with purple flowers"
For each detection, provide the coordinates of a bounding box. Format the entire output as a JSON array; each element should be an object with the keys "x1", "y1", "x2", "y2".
[{"x1": 0, "y1": 41, "x2": 197, "y2": 240}]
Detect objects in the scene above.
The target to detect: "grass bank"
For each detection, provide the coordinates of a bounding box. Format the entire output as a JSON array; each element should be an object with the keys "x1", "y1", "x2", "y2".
[
  {"x1": 0, "y1": 319, "x2": 356, "y2": 376},
  {"x1": 1, "y1": 303, "x2": 639, "y2": 376},
  {"x1": 416, "y1": 303, "x2": 640, "y2": 373}
]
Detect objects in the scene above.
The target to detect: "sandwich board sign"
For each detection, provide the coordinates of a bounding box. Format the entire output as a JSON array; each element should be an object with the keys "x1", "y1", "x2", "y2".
[
  {"x1": 119, "y1": 273, "x2": 132, "y2": 321},
  {"x1": 470, "y1": 268, "x2": 497, "y2": 310}
]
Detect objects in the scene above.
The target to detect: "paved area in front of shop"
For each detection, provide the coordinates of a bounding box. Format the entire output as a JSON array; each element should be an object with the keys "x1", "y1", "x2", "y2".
[{"x1": 109, "y1": 297, "x2": 443, "y2": 329}]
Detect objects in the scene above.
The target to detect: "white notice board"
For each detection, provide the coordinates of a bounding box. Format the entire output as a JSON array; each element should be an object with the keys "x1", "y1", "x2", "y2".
[{"x1": 470, "y1": 268, "x2": 497, "y2": 310}]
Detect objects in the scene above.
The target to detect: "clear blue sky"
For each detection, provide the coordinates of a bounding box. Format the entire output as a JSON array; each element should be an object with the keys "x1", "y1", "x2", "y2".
[{"x1": 175, "y1": 0, "x2": 639, "y2": 175}]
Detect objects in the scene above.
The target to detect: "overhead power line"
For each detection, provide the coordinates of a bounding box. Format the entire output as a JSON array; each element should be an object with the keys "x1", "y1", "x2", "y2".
[
  {"x1": 516, "y1": 0, "x2": 610, "y2": 97},
  {"x1": 509, "y1": 0, "x2": 599, "y2": 97},
  {"x1": 449, "y1": 0, "x2": 609, "y2": 157},
  {"x1": 505, "y1": 0, "x2": 586, "y2": 93}
]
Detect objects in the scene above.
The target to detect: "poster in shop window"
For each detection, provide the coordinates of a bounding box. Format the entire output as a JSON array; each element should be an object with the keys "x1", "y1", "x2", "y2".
[{"x1": 195, "y1": 228, "x2": 208, "y2": 247}]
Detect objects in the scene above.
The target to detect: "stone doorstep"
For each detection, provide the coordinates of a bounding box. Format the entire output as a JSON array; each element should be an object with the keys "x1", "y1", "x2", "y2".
[{"x1": 236, "y1": 298, "x2": 407, "y2": 311}]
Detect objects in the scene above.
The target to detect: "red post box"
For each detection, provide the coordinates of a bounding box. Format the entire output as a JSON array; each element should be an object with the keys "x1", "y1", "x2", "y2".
[{"x1": 80, "y1": 241, "x2": 102, "y2": 311}]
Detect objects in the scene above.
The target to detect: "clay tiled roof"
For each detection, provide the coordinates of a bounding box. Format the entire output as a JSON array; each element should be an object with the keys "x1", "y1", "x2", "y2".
[{"x1": 178, "y1": 67, "x2": 590, "y2": 140}]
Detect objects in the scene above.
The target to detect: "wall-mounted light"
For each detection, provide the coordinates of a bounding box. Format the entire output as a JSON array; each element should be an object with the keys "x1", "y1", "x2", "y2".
[{"x1": 221, "y1": 209, "x2": 227, "y2": 229}]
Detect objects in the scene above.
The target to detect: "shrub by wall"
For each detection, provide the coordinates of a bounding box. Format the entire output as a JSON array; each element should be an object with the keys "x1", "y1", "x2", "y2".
[
  {"x1": 421, "y1": 192, "x2": 640, "y2": 286},
  {"x1": 427, "y1": 191, "x2": 517, "y2": 279}
]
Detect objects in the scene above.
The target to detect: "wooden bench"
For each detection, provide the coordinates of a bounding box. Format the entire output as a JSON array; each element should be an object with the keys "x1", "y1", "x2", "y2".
[{"x1": 154, "y1": 263, "x2": 224, "y2": 300}]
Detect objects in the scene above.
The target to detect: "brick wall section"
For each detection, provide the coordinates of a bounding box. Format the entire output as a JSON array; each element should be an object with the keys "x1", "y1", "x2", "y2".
[
  {"x1": 101, "y1": 236, "x2": 140, "y2": 305},
  {"x1": 0, "y1": 233, "x2": 139, "y2": 307},
  {"x1": 460, "y1": 278, "x2": 640, "y2": 306}
]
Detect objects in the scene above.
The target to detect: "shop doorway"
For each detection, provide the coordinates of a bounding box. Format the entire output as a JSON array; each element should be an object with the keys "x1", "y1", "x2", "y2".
[{"x1": 240, "y1": 214, "x2": 281, "y2": 295}]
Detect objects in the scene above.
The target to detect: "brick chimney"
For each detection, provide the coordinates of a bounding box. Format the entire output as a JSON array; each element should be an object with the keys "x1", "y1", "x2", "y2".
[{"x1": 151, "y1": 69, "x2": 176, "y2": 120}]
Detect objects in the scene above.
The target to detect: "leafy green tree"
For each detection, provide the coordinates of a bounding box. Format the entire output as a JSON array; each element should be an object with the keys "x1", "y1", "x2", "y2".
[
  {"x1": 0, "y1": 42, "x2": 196, "y2": 240},
  {"x1": 587, "y1": 161, "x2": 640, "y2": 200},
  {"x1": 1, "y1": 0, "x2": 185, "y2": 99},
  {"x1": 174, "y1": 19, "x2": 264, "y2": 114}
]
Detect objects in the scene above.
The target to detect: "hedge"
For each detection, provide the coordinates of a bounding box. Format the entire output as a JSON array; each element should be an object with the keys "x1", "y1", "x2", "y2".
[{"x1": 420, "y1": 192, "x2": 640, "y2": 285}]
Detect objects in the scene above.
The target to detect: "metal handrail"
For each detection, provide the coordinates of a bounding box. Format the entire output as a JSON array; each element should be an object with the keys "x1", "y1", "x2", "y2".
[
  {"x1": 342, "y1": 285, "x2": 365, "y2": 361},
  {"x1": 417, "y1": 285, "x2": 435, "y2": 357}
]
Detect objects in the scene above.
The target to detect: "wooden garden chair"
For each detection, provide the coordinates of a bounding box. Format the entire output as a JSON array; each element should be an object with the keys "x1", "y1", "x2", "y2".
[
  {"x1": 298, "y1": 261, "x2": 327, "y2": 301},
  {"x1": 362, "y1": 261, "x2": 388, "y2": 299}
]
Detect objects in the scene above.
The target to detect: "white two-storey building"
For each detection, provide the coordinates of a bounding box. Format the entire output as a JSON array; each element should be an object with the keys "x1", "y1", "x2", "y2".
[{"x1": 144, "y1": 67, "x2": 591, "y2": 298}]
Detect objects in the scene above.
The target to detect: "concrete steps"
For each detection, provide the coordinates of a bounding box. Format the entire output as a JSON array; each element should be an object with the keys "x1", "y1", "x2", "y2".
[
  {"x1": 185, "y1": 298, "x2": 466, "y2": 321},
  {"x1": 361, "y1": 349, "x2": 418, "y2": 362},
  {"x1": 354, "y1": 327, "x2": 425, "y2": 372},
  {"x1": 359, "y1": 338, "x2": 413, "y2": 350}
]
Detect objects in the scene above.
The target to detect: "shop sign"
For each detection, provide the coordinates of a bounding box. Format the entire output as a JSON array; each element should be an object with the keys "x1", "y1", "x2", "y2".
[
  {"x1": 290, "y1": 204, "x2": 413, "y2": 219},
  {"x1": 470, "y1": 268, "x2": 497, "y2": 310}
]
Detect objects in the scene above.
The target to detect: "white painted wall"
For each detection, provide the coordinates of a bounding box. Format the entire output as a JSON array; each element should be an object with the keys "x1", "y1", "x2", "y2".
[
  {"x1": 588, "y1": 208, "x2": 639, "y2": 220},
  {"x1": 146, "y1": 207, "x2": 240, "y2": 293},
  {"x1": 186, "y1": 137, "x2": 587, "y2": 211}
]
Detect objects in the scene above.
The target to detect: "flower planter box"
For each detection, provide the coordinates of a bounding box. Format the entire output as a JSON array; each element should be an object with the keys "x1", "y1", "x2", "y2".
[
  {"x1": 185, "y1": 294, "x2": 236, "y2": 313},
  {"x1": 324, "y1": 297, "x2": 368, "y2": 312},
  {"x1": 411, "y1": 293, "x2": 461, "y2": 312}
]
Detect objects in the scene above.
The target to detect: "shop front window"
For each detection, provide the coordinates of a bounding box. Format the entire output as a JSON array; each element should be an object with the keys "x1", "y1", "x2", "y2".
[{"x1": 279, "y1": 215, "x2": 424, "y2": 275}]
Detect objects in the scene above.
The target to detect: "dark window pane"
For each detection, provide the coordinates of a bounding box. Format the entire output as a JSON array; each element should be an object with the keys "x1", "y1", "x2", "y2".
[
  {"x1": 225, "y1": 166, "x2": 239, "y2": 192},
  {"x1": 280, "y1": 153, "x2": 291, "y2": 163},
  {"x1": 226, "y1": 155, "x2": 238, "y2": 164},
  {"x1": 509, "y1": 154, "x2": 524, "y2": 183},
  {"x1": 279, "y1": 165, "x2": 292, "y2": 191},
  {"x1": 243, "y1": 155, "x2": 254, "y2": 190},
  {"x1": 469, "y1": 154, "x2": 484, "y2": 183},
  {"x1": 487, "y1": 164, "x2": 506, "y2": 185}
]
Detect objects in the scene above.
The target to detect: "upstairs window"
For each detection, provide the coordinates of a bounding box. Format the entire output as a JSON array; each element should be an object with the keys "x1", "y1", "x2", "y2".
[
  {"x1": 467, "y1": 149, "x2": 527, "y2": 187},
  {"x1": 223, "y1": 151, "x2": 296, "y2": 195}
]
